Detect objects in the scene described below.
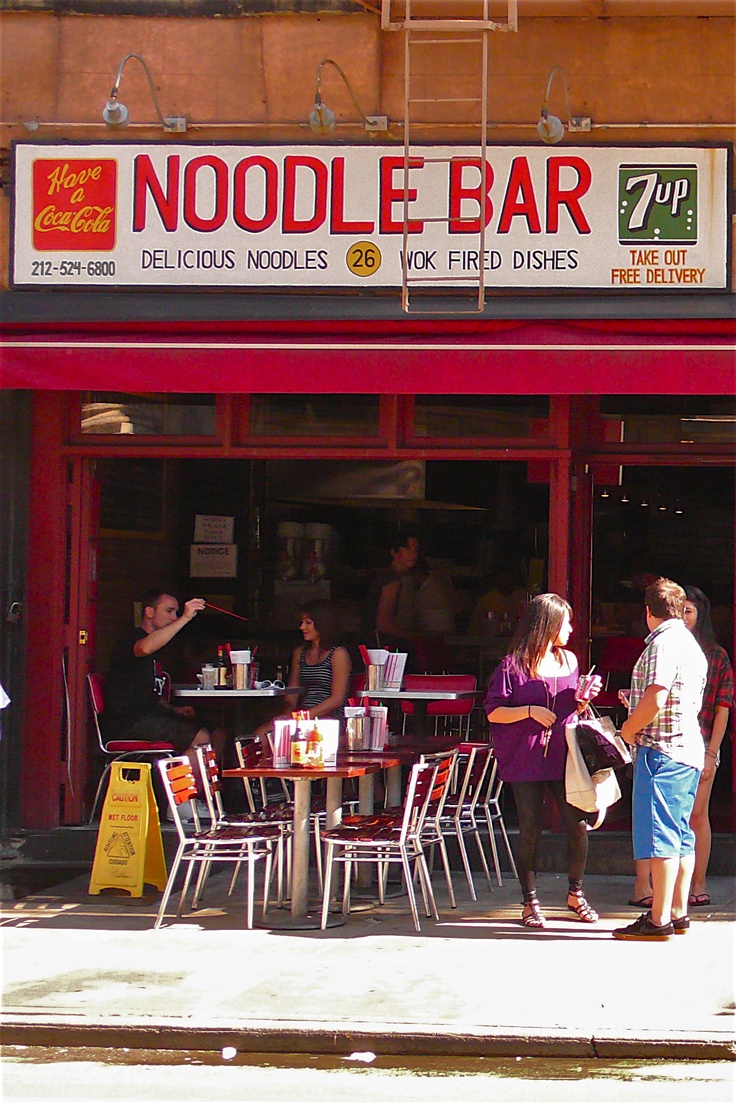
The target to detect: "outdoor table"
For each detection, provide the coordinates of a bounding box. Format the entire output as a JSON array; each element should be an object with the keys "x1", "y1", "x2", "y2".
[
  {"x1": 172, "y1": 684, "x2": 303, "y2": 732},
  {"x1": 358, "y1": 686, "x2": 478, "y2": 741},
  {"x1": 223, "y1": 756, "x2": 399, "y2": 929},
  {"x1": 345, "y1": 738, "x2": 463, "y2": 806}
]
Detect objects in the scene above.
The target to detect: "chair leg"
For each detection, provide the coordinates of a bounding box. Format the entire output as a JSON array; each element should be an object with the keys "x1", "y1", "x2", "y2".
[
  {"x1": 436, "y1": 837, "x2": 456, "y2": 908},
  {"x1": 484, "y1": 811, "x2": 504, "y2": 887},
  {"x1": 468, "y1": 815, "x2": 494, "y2": 891},
  {"x1": 454, "y1": 825, "x2": 477, "y2": 900},
  {"x1": 415, "y1": 849, "x2": 440, "y2": 921},
  {"x1": 400, "y1": 852, "x2": 422, "y2": 932},
  {"x1": 262, "y1": 843, "x2": 273, "y2": 918},
  {"x1": 341, "y1": 856, "x2": 352, "y2": 918},
  {"x1": 154, "y1": 844, "x2": 184, "y2": 928},
  {"x1": 312, "y1": 815, "x2": 324, "y2": 895},
  {"x1": 320, "y1": 842, "x2": 335, "y2": 929},
  {"x1": 377, "y1": 858, "x2": 387, "y2": 904},
  {"x1": 245, "y1": 845, "x2": 256, "y2": 929},
  {"x1": 178, "y1": 855, "x2": 198, "y2": 915}
]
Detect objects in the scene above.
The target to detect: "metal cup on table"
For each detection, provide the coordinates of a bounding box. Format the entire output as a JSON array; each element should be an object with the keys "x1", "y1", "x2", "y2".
[{"x1": 365, "y1": 664, "x2": 384, "y2": 691}]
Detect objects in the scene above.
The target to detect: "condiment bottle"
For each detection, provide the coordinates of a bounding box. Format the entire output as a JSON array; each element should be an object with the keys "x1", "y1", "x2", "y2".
[
  {"x1": 306, "y1": 724, "x2": 323, "y2": 768},
  {"x1": 215, "y1": 645, "x2": 229, "y2": 688},
  {"x1": 291, "y1": 729, "x2": 307, "y2": 766}
]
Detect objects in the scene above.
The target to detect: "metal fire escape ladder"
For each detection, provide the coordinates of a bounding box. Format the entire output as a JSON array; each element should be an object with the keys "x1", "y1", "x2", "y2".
[{"x1": 381, "y1": 1, "x2": 518, "y2": 313}]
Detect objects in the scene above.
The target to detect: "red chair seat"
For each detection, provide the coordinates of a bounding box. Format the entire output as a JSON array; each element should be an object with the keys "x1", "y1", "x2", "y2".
[
  {"x1": 191, "y1": 824, "x2": 283, "y2": 844},
  {"x1": 105, "y1": 740, "x2": 175, "y2": 753},
  {"x1": 323, "y1": 819, "x2": 402, "y2": 843}
]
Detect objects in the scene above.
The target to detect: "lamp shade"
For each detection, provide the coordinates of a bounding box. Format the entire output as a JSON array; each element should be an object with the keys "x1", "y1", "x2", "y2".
[
  {"x1": 309, "y1": 102, "x2": 336, "y2": 135},
  {"x1": 103, "y1": 99, "x2": 130, "y2": 127},
  {"x1": 537, "y1": 112, "x2": 564, "y2": 144}
]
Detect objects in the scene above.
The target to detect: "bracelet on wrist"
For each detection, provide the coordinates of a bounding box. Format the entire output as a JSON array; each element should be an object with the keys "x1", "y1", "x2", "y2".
[{"x1": 705, "y1": 749, "x2": 718, "y2": 759}]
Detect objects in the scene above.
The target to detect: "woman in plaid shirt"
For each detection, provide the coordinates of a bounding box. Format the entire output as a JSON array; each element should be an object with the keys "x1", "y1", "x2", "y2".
[{"x1": 683, "y1": 586, "x2": 734, "y2": 907}]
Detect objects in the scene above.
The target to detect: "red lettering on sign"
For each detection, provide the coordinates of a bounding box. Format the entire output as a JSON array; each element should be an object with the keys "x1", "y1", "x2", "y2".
[
  {"x1": 133, "y1": 155, "x2": 179, "y2": 232},
  {"x1": 497, "y1": 157, "x2": 542, "y2": 235},
  {"x1": 233, "y1": 156, "x2": 278, "y2": 232},
  {"x1": 448, "y1": 158, "x2": 494, "y2": 234},
  {"x1": 183, "y1": 156, "x2": 229, "y2": 233},
  {"x1": 282, "y1": 156, "x2": 328, "y2": 234},
  {"x1": 379, "y1": 156, "x2": 424, "y2": 235},
  {"x1": 546, "y1": 156, "x2": 592, "y2": 234},
  {"x1": 329, "y1": 158, "x2": 374, "y2": 234}
]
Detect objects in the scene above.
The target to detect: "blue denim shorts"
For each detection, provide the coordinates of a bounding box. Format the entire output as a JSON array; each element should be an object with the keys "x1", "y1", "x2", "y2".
[{"x1": 632, "y1": 746, "x2": 700, "y2": 860}]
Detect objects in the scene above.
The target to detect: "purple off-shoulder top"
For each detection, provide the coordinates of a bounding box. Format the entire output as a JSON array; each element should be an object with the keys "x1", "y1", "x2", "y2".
[{"x1": 484, "y1": 653, "x2": 580, "y2": 782}]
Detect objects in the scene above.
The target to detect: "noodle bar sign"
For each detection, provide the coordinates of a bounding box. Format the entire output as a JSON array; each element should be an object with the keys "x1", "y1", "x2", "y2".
[{"x1": 12, "y1": 142, "x2": 729, "y2": 291}]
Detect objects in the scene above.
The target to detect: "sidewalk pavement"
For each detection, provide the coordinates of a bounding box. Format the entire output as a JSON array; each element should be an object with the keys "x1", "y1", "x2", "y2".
[{"x1": 1, "y1": 867, "x2": 734, "y2": 1061}]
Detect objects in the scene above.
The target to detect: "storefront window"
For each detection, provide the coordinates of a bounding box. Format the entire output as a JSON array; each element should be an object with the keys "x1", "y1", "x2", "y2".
[
  {"x1": 81, "y1": 393, "x2": 216, "y2": 436},
  {"x1": 411, "y1": 396, "x2": 549, "y2": 439},
  {"x1": 248, "y1": 395, "x2": 380, "y2": 438},
  {"x1": 599, "y1": 396, "x2": 736, "y2": 445}
]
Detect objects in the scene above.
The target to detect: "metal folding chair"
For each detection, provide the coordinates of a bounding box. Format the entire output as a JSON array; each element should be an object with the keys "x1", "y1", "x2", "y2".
[
  {"x1": 155, "y1": 756, "x2": 280, "y2": 929},
  {"x1": 320, "y1": 759, "x2": 441, "y2": 932},
  {"x1": 196, "y1": 743, "x2": 291, "y2": 906},
  {"x1": 87, "y1": 671, "x2": 174, "y2": 823},
  {"x1": 439, "y1": 743, "x2": 496, "y2": 900}
]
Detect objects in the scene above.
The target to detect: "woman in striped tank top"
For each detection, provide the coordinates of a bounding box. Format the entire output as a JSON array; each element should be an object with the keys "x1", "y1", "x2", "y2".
[{"x1": 284, "y1": 600, "x2": 351, "y2": 722}]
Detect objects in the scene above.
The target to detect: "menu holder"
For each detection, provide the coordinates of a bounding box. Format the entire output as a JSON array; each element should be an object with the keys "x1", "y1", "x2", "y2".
[
  {"x1": 382, "y1": 652, "x2": 407, "y2": 690},
  {"x1": 273, "y1": 720, "x2": 293, "y2": 768},
  {"x1": 368, "y1": 705, "x2": 388, "y2": 750}
]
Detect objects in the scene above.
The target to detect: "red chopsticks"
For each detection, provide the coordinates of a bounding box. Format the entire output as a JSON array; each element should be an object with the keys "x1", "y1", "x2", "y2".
[{"x1": 204, "y1": 601, "x2": 249, "y2": 623}]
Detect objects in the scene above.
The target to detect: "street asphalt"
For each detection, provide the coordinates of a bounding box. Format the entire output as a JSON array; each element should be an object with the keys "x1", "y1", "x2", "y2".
[{"x1": 1, "y1": 863, "x2": 734, "y2": 1062}]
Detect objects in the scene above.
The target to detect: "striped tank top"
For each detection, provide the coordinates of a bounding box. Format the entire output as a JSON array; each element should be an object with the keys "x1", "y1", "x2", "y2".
[{"x1": 299, "y1": 647, "x2": 344, "y2": 717}]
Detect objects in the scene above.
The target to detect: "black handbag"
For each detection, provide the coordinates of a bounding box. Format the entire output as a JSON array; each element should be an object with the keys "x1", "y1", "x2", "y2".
[{"x1": 574, "y1": 713, "x2": 630, "y2": 775}]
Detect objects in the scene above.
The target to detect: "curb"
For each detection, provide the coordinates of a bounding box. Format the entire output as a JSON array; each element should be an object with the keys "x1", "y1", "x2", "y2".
[{"x1": 3, "y1": 1018, "x2": 735, "y2": 1061}]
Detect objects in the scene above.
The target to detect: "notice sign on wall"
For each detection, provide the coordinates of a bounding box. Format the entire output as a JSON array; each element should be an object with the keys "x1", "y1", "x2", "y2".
[
  {"x1": 11, "y1": 142, "x2": 729, "y2": 290},
  {"x1": 190, "y1": 544, "x2": 238, "y2": 578}
]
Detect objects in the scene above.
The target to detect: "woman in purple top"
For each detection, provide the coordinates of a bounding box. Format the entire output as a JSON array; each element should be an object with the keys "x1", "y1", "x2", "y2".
[{"x1": 485, "y1": 593, "x2": 602, "y2": 929}]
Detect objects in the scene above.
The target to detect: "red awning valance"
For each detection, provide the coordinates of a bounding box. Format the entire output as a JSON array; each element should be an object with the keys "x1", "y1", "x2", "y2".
[{"x1": 2, "y1": 319, "x2": 734, "y2": 394}]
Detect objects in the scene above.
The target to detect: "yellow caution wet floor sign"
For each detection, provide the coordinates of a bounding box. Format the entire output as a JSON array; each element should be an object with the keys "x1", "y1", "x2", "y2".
[{"x1": 89, "y1": 761, "x2": 167, "y2": 896}]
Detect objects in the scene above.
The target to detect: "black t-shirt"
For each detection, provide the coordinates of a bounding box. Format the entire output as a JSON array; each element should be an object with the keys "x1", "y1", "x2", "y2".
[{"x1": 103, "y1": 628, "x2": 163, "y2": 737}]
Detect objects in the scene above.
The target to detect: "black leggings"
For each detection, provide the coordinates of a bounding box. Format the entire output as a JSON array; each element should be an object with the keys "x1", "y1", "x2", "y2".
[{"x1": 510, "y1": 779, "x2": 589, "y2": 901}]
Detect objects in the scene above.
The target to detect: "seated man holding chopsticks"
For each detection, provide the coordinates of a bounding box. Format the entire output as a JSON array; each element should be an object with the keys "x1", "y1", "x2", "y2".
[{"x1": 104, "y1": 588, "x2": 223, "y2": 763}]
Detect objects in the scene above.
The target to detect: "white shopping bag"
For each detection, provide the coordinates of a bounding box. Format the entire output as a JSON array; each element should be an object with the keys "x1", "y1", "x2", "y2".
[{"x1": 565, "y1": 721, "x2": 622, "y2": 830}]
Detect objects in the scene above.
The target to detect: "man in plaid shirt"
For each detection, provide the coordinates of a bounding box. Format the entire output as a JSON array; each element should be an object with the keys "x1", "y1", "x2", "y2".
[{"x1": 613, "y1": 578, "x2": 707, "y2": 941}]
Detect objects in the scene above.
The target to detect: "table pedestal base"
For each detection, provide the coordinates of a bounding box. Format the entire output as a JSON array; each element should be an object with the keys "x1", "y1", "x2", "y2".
[{"x1": 256, "y1": 908, "x2": 345, "y2": 931}]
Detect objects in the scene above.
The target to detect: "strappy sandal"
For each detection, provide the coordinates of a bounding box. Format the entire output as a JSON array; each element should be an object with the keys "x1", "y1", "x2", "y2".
[
  {"x1": 567, "y1": 891, "x2": 599, "y2": 923},
  {"x1": 521, "y1": 897, "x2": 546, "y2": 929}
]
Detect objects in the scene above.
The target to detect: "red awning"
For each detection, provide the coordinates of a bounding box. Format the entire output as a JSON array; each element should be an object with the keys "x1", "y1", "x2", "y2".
[{"x1": 2, "y1": 318, "x2": 734, "y2": 394}]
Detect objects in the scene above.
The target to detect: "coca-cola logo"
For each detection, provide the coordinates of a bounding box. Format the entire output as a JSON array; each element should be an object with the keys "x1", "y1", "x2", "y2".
[{"x1": 32, "y1": 159, "x2": 117, "y2": 251}]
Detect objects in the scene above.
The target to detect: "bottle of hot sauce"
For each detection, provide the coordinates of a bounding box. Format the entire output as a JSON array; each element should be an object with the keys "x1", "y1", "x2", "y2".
[{"x1": 215, "y1": 645, "x2": 229, "y2": 688}]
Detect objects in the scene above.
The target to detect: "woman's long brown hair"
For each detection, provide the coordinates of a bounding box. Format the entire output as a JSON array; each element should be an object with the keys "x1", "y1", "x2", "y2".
[{"x1": 510, "y1": 593, "x2": 572, "y2": 678}]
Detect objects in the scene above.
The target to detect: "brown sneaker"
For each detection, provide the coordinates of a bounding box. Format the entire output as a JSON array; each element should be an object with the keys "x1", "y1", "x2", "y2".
[
  {"x1": 672, "y1": 915, "x2": 690, "y2": 935},
  {"x1": 613, "y1": 912, "x2": 674, "y2": 941}
]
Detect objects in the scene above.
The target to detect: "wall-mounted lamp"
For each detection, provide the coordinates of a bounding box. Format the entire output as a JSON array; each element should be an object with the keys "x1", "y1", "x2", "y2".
[
  {"x1": 537, "y1": 65, "x2": 590, "y2": 144},
  {"x1": 309, "y1": 59, "x2": 388, "y2": 136},
  {"x1": 103, "y1": 53, "x2": 187, "y2": 133}
]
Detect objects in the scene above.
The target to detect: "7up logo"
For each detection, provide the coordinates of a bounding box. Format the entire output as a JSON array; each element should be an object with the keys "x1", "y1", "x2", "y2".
[{"x1": 618, "y1": 165, "x2": 697, "y2": 244}]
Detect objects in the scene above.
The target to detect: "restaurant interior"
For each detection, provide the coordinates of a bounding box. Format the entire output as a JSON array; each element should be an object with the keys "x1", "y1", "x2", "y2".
[{"x1": 89, "y1": 454, "x2": 734, "y2": 827}]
